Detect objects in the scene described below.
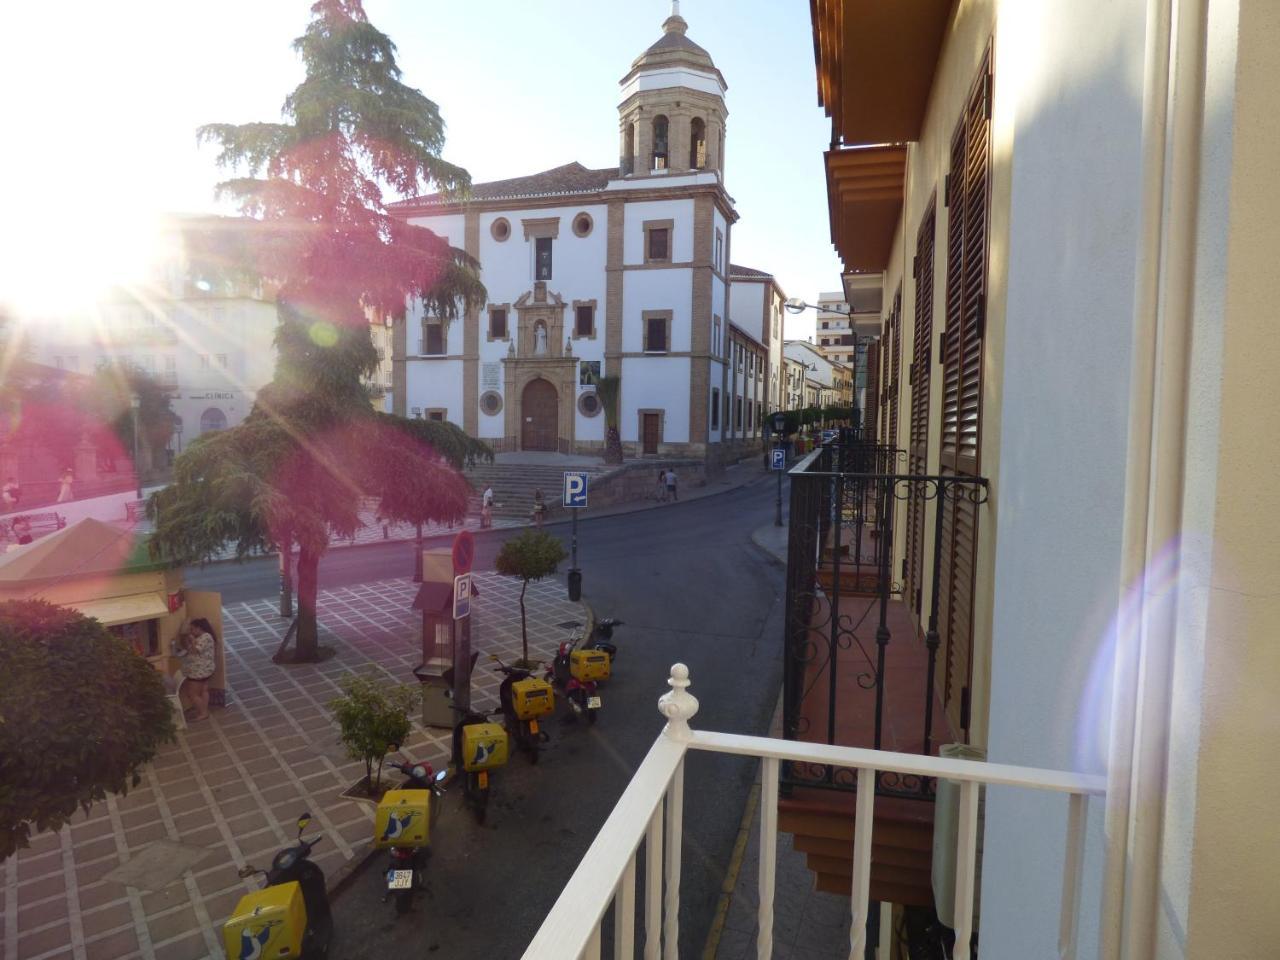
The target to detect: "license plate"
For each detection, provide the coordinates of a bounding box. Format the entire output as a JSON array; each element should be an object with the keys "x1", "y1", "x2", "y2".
[
  {"x1": 387, "y1": 870, "x2": 413, "y2": 890},
  {"x1": 587, "y1": 696, "x2": 602, "y2": 709},
  {"x1": 477, "y1": 770, "x2": 489, "y2": 788},
  {"x1": 528, "y1": 719, "x2": 539, "y2": 734}
]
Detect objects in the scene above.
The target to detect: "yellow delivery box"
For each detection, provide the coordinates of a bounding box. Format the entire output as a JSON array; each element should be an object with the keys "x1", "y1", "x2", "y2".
[
  {"x1": 374, "y1": 789, "x2": 431, "y2": 849},
  {"x1": 510, "y1": 676, "x2": 555, "y2": 720},
  {"x1": 461, "y1": 722, "x2": 509, "y2": 771},
  {"x1": 570, "y1": 649, "x2": 611, "y2": 683},
  {"x1": 222, "y1": 881, "x2": 305, "y2": 959}
]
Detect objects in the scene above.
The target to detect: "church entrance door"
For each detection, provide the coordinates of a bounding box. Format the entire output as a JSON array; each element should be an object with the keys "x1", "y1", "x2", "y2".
[{"x1": 521, "y1": 379, "x2": 559, "y2": 451}]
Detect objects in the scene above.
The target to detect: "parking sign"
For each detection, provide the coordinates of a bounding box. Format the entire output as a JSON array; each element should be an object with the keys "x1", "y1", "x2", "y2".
[
  {"x1": 563, "y1": 471, "x2": 589, "y2": 508},
  {"x1": 453, "y1": 574, "x2": 471, "y2": 620},
  {"x1": 770, "y1": 448, "x2": 786, "y2": 471}
]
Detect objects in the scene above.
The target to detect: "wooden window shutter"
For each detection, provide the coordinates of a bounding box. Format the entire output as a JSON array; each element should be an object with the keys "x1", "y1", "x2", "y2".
[
  {"x1": 888, "y1": 288, "x2": 903, "y2": 451},
  {"x1": 935, "y1": 47, "x2": 992, "y2": 737},
  {"x1": 905, "y1": 199, "x2": 936, "y2": 618},
  {"x1": 863, "y1": 340, "x2": 880, "y2": 439}
]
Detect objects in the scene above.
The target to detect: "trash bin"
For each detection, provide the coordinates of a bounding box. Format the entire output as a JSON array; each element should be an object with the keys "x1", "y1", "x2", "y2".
[{"x1": 413, "y1": 663, "x2": 455, "y2": 728}]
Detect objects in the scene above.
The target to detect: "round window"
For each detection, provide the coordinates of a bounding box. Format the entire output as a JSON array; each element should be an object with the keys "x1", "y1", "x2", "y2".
[
  {"x1": 480, "y1": 390, "x2": 503, "y2": 416},
  {"x1": 577, "y1": 391, "x2": 602, "y2": 418},
  {"x1": 572, "y1": 212, "x2": 593, "y2": 238},
  {"x1": 490, "y1": 218, "x2": 511, "y2": 242}
]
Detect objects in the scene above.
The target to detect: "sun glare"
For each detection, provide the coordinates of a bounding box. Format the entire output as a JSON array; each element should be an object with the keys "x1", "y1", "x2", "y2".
[{"x1": 0, "y1": 207, "x2": 165, "y2": 322}]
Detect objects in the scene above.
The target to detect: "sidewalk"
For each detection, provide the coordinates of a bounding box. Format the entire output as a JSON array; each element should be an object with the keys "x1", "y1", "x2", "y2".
[{"x1": 1, "y1": 573, "x2": 584, "y2": 960}]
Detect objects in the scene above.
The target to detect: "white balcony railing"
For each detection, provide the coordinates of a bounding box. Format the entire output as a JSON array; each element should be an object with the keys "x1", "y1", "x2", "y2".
[{"x1": 521, "y1": 665, "x2": 1106, "y2": 960}]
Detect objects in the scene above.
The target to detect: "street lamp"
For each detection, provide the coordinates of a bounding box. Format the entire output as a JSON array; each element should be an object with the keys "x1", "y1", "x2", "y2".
[{"x1": 130, "y1": 394, "x2": 142, "y2": 500}]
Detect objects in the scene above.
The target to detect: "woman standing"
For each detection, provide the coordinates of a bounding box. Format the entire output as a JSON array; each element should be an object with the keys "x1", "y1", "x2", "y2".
[
  {"x1": 56, "y1": 468, "x2": 74, "y2": 503},
  {"x1": 176, "y1": 618, "x2": 217, "y2": 721}
]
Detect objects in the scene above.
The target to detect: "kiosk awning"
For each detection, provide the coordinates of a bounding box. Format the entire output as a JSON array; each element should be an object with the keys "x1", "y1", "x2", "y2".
[{"x1": 71, "y1": 593, "x2": 169, "y2": 627}]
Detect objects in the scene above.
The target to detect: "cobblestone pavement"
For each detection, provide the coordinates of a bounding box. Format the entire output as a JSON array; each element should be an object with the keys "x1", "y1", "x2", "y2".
[{"x1": 1, "y1": 573, "x2": 583, "y2": 960}]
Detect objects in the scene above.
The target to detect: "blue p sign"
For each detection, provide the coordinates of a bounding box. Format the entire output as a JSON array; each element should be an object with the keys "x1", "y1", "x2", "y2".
[
  {"x1": 771, "y1": 448, "x2": 786, "y2": 471},
  {"x1": 563, "y1": 471, "x2": 589, "y2": 508}
]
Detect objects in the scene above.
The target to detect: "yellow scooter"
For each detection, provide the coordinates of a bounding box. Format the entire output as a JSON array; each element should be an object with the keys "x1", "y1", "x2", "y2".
[{"x1": 223, "y1": 813, "x2": 332, "y2": 959}]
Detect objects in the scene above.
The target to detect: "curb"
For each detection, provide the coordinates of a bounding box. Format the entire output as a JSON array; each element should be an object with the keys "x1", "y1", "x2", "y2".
[{"x1": 326, "y1": 840, "x2": 380, "y2": 899}]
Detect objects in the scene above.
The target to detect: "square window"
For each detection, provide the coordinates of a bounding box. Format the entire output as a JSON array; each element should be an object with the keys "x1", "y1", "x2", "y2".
[
  {"x1": 644, "y1": 315, "x2": 669, "y2": 353},
  {"x1": 216, "y1": 354, "x2": 228, "y2": 368},
  {"x1": 647, "y1": 228, "x2": 669, "y2": 262},
  {"x1": 427, "y1": 410, "x2": 445, "y2": 422},
  {"x1": 490, "y1": 308, "x2": 508, "y2": 340},
  {"x1": 575, "y1": 304, "x2": 594, "y2": 338},
  {"x1": 535, "y1": 237, "x2": 553, "y2": 280}
]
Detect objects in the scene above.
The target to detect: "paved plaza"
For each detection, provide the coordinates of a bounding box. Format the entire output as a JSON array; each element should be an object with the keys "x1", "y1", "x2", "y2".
[{"x1": 1, "y1": 573, "x2": 583, "y2": 960}]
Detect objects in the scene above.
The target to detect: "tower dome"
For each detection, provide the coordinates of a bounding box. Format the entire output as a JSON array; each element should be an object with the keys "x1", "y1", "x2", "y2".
[{"x1": 617, "y1": 2, "x2": 728, "y2": 178}]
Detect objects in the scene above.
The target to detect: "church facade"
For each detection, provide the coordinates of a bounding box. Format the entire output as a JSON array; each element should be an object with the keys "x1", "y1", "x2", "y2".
[{"x1": 391, "y1": 6, "x2": 762, "y2": 462}]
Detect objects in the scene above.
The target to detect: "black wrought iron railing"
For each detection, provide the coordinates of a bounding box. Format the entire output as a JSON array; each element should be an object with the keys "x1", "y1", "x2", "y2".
[{"x1": 782, "y1": 435, "x2": 989, "y2": 800}]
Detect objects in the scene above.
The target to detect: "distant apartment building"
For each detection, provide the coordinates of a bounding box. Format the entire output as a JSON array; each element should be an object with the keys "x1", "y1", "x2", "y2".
[
  {"x1": 29, "y1": 216, "x2": 277, "y2": 449},
  {"x1": 784, "y1": 340, "x2": 853, "y2": 409}
]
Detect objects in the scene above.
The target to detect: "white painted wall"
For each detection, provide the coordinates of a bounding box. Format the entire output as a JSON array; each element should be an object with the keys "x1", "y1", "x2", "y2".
[
  {"x1": 620, "y1": 356, "x2": 690, "y2": 443},
  {"x1": 979, "y1": 0, "x2": 1146, "y2": 955},
  {"x1": 405, "y1": 359, "x2": 464, "y2": 424},
  {"x1": 622, "y1": 271, "x2": 692, "y2": 353},
  {"x1": 622, "y1": 199, "x2": 695, "y2": 264}
]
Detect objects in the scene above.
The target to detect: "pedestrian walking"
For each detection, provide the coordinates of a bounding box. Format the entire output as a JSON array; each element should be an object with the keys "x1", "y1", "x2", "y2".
[
  {"x1": 664, "y1": 468, "x2": 678, "y2": 502},
  {"x1": 2, "y1": 477, "x2": 19, "y2": 512},
  {"x1": 530, "y1": 489, "x2": 547, "y2": 527},
  {"x1": 56, "y1": 468, "x2": 74, "y2": 503},
  {"x1": 481, "y1": 485, "x2": 494, "y2": 528}
]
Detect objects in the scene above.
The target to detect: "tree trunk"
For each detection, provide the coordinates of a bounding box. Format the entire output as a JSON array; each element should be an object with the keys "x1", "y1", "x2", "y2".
[
  {"x1": 295, "y1": 544, "x2": 321, "y2": 662},
  {"x1": 519, "y1": 579, "x2": 529, "y2": 664},
  {"x1": 279, "y1": 534, "x2": 294, "y2": 619},
  {"x1": 605, "y1": 425, "x2": 624, "y2": 465}
]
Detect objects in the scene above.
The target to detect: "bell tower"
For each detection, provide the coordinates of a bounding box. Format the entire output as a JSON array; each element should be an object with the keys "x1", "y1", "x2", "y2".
[{"x1": 618, "y1": 2, "x2": 728, "y2": 178}]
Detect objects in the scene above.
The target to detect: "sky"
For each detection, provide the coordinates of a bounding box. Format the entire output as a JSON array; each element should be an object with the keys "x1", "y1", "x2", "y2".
[{"x1": 0, "y1": 0, "x2": 839, "y2": 342}]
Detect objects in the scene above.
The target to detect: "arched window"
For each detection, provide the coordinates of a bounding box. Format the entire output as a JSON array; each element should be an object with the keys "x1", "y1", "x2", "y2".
[
  {"x1": 622, "y1": 123, "x2": 636, "y2": 175},
  {"x1": 690, "y1": 117, "x2": 707, "y2": 169},
  {"x1": 652, "y1": 115, "x2": 669, "y2": 170}
]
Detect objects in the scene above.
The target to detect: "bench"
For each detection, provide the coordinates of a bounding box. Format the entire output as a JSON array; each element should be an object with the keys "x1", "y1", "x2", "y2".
[{"x1": 3, "y1": 511, "x2": 66, "y2": 543}]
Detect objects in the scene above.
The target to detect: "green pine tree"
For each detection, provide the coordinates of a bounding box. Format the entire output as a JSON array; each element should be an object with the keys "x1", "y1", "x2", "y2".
[{"x1": 150, "y1": 0, "x2": 489, "y2": 661}]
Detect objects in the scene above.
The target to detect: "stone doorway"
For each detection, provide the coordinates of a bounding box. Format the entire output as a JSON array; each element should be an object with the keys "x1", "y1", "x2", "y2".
[{"x1": 521, "y1": 379, "x2": 559, "y2": 451}]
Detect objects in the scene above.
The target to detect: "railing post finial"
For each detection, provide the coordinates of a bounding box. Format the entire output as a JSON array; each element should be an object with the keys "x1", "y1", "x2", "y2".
[{"x1": 658, "y1": 663, "x2": 699, "y2": 741}]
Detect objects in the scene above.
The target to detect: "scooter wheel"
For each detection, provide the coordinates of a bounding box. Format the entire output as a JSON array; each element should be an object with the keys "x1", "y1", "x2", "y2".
[
  {"x1": 527, "y1": 744, "x2": 540, "y2": 765},
  {"x1": 395, "y1": 889, "x2": 412, "y2": 915},
  {"x1": 475, "y1": 792, "x2": 488, "y2": 825},
  {"x1": 587, "y1": 708, "x2": 598, "y2": 726}
]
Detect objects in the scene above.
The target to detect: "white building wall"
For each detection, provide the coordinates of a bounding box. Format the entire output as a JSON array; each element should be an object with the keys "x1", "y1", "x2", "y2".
[
  {"x1": 622, "y1": 271, "x2": 692, "y2": 353},
  {"x1": 405, "y1": 359, "x2": 464, "y2": 423},
  {"x1": 979, "y1": 0, "x2": 1145, "y2": 956},
  {"x1": 622, "y1": 199, "x2": 695, "y2": 264},
  {"x1": 620, "y1": 356, "x2": 690, "y2": 443}
]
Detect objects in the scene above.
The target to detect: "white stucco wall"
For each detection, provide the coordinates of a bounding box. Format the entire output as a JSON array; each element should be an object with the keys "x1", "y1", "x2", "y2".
[
  {"x1": 620, "y1": 356, "x2": 690, "y2": 443},
  {"x1": 979, "y1": 0, "x2": 1146, "y2": 955},
  {"x1": 622, "y1": 198, "x2": 695, "y2": 264},
  {"x1": 404, "y1": 358, "x2": 463, "y2": 424},
  {"x1": 622, "y1": 270, "x2": 692, "y2": 354}
]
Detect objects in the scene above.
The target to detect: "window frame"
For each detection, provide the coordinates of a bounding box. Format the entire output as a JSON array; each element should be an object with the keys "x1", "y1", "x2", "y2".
[
  {"x1": 642, "y1": 310, "x2": 672, "y2": 354},
  {"x1": 572, "y1": 300, "x2": 597, "y2": 339},
  {"x1": 422, "y1": 320, "x2": 445, "y2": 356},
  {"x1": 710, "y1": 387, "x2": 720, "y2": 429},
  {"x1": 487, "y1": 304, "x2": 510, "y2": 342},
  {"x1": 643, "y1": 219, "x2": 674, "y2": 265}
]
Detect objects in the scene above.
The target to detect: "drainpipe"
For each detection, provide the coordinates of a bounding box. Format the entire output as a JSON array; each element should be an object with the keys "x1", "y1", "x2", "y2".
[{"x1": 1100, "y1": 0, "x2": 1208, "y2": 956}]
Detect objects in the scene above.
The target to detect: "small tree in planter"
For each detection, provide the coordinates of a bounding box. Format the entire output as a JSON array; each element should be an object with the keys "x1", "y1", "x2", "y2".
[
  {"x1": 0, "y1": 600, "x2": 175, "y2": 860},
  {"x1": 494, "y1": 530, "x2": 568, "y2": 667},
  {"x1": 328, "y1": 674, "x2": 418, "y2": 797}
]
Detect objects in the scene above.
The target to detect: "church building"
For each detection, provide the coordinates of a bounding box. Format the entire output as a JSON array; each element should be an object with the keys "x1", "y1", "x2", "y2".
[{"x1": 391, "y1": 4, "x2": 764, "y2": 462}]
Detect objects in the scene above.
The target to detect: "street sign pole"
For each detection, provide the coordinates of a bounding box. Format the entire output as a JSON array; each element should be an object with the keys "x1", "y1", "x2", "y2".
[
  {"x1": 775, "y1": 444, "x2": 784, "y2": 527},
  {"x1": 563, "y1": 472, "x2": 587, "y2": 601}
]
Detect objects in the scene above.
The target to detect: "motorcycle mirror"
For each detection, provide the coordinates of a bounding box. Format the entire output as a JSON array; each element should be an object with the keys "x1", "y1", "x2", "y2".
[
  {"x1": 434, "y1": 769, "x2": 448, "y2": 783},
  {"x1": 237, "y1": 865, "x2": 259, "y2": 879},
  {"x1": 296, "y1": 813, "x2": 311, "y2": 835}
]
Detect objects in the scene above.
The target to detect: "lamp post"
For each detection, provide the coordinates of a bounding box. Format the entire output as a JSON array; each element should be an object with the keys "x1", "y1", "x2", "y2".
[{"x1": 130, "y1": 394, "x2": 142, "y2": 500}]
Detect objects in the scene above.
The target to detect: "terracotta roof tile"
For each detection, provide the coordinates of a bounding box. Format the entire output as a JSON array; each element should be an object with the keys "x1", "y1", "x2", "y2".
[
  {"x1": 729, "y1": 263, "x2": 773, "y2": 279},
  {"x1": 391, "y1": 162, "x2": 616, "y2": 210}
]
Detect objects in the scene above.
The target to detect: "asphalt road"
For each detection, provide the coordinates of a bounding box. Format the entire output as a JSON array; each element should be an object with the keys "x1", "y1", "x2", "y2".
[{"x1": 187, "y1": 474, "x2": 789, "y2": 959}]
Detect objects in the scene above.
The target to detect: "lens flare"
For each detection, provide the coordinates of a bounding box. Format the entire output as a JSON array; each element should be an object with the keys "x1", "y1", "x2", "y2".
[{"x1": 308, "y1": 321, "x2": 339, "y2": 347}]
